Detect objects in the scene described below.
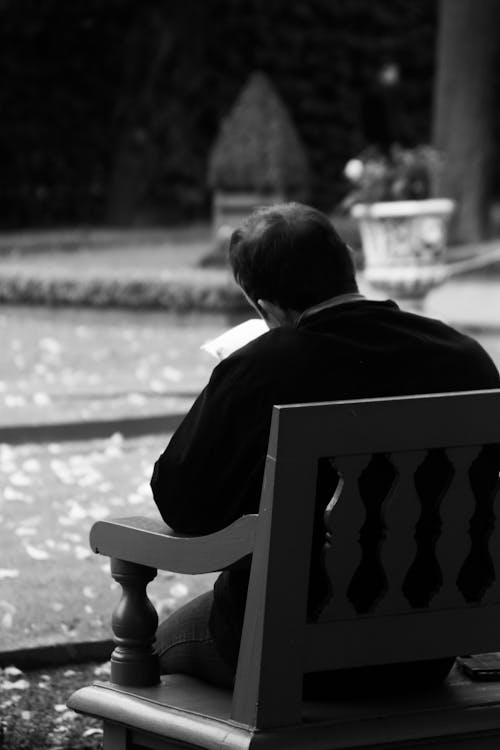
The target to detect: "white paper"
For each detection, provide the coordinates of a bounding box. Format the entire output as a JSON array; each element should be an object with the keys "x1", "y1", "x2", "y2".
[{"x1": 201, "y1": 319, "x2": 268, "y2": 361}]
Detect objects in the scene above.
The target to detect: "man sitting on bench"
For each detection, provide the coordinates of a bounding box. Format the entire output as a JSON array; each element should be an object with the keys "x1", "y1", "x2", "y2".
[{"x1": 150, "y1": 202, "x2": 500, "y2": 694}]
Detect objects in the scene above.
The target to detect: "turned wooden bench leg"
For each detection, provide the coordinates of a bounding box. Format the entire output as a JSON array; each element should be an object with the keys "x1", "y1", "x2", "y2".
[
  {"x1": 103, "y1": 723, "x2": 131, "y2": 750},
  {"x1": 110, "y1": 558, "x2": 160, "y2": 687}
]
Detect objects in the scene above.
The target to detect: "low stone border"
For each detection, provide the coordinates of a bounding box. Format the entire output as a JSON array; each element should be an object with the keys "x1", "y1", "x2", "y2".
[
  {"x1": 0, "y1": 267, "x2": 248, "y2": 311},
  {"x1": 0, "y1": 639, "x2": 113, "y2": 670},
  {"x1": 0, "y1": 412, "x2": 187, "y2": 445}
]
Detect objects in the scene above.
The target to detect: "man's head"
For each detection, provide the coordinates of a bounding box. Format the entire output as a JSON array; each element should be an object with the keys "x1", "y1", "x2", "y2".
[{"x1": 228, "y1": 202, "x2": 357, "y2": 326}]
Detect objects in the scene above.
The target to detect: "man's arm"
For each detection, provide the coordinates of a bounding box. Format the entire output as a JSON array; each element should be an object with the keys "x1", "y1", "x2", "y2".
[{"x1": 150, "y1": 353, "x2": 269, "y2": 535}]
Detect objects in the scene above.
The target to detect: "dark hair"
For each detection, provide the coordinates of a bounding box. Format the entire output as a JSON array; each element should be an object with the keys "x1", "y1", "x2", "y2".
[{"x1": 228, "y1": 202, "x2": 357, "y2": 311}]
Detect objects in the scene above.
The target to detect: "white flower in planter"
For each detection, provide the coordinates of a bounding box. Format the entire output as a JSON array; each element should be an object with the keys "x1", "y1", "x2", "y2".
[{"x1": 343, "y1": 158, "x2": 364, "y2": 182}]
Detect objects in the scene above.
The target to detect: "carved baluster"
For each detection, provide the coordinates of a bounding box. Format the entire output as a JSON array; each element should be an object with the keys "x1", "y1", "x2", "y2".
[
  {"x1": 431, "y1": 446, "x2": 480, "y2": 610},
  {"x1": 110, "y1": 558, "x2": 160, "y2": 686},
  {"x1": 321, "y1": 454, "x2": 372, "y2": 620},
  {"x1": 482, "y1": 477, "x2": 500, "y2": 604},
  {"x1": 464, "y1": 446, "x2": 500, "y2": 605},
  {"x1": 377, "y1": 451, "x2": 425, "y2": 615}
]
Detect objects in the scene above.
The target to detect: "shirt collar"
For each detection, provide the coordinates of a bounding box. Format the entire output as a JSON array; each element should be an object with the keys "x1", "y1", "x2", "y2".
[{"x1": 295, "y1": 292, "x2": 366, "y2": 327}]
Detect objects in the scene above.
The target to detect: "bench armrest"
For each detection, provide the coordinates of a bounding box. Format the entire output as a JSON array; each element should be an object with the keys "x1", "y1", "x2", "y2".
[{"x1": 90, "y1": 514, "x2": 258, "y2": 574}]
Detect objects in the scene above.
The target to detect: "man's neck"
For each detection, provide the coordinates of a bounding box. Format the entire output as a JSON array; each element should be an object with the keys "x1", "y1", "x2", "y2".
[{"x1": 296, "y1": 291, "x2": 366, "y2": 326}]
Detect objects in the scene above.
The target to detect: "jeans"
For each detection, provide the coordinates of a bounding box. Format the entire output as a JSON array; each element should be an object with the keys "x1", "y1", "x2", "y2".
[
  {"x1": 156, "y1": 591, "x2": 234, "y2": 688},
  {"x1": 156, "y1": 591, "x2": 455, "y2": 696}
]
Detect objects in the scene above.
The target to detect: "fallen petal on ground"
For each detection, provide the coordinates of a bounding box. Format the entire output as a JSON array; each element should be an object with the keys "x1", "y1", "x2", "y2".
[
  {"x1": 170, "y1": 582, "x2": 189, "y2": 598},
  {"x1": 0, "y1": 569, "x2": 19, "y2": 579},
  {"x1": 3, "y1": 666, "x2": 23, "y2": 677},
  {"x1": 93, "y1": 662, "x2": 111, "y2": 676},
  {"x1": 24, "y1": 544, "x2": 51, "y2": 560},
  {"x1": 2, "y1": 612, "x2": 14, "y2": 628},
  {"x1": 83, "y1": 727, "x2": 103, "y2": 737},
  {"x1": 74, "y1": 545, "x2": 92, "y2": 560},
  {"x1": 1, "y1": 679, "x2": 30, "y2": 690}
]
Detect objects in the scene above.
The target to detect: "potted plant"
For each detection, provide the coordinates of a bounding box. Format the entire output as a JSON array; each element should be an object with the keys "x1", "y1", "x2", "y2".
[
  {"x1": 343, "y1": 145, "x2": 454, "y2": 303},
  {"x1": 208, "y1": 72, "x2": 309, "y2": 238}
]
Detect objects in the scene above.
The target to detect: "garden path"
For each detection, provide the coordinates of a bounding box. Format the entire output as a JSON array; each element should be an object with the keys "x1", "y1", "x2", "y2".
[
  {"x1": 0, "y1": 306, "x2": 231, "y2": 651},
  {"x1": 0, "y1": 307, "x2": 230, "y2": 427},
  {"x1": 0, "y1": 432, "x2": 217, "y2": 651}
]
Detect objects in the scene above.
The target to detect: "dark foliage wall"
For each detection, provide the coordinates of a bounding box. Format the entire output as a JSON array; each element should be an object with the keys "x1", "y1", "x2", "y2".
[{"x1": 1, "y1": 0, "x2": 437, "y2": 228}]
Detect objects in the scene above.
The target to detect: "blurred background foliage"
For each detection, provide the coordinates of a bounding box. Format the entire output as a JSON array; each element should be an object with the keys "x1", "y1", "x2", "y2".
[{"x1": 0, "y1": 0, "x2": 467, "y2": 228}]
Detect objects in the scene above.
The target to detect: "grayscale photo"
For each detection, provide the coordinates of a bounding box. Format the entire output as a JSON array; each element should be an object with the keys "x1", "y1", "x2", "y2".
[{"x1": 1, "y1": 2, "x2": 500, "y2": 748}]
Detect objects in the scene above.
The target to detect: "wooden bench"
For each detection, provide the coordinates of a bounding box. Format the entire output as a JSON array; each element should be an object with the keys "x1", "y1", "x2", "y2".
[{"x1": 68, "y1": 389, "x2": 500, "y2": 749}]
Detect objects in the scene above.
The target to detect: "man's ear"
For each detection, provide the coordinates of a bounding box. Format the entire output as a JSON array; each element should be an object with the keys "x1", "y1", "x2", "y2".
[{"x1": 257, "y1": 299, "x2": 299, "y2": 328}]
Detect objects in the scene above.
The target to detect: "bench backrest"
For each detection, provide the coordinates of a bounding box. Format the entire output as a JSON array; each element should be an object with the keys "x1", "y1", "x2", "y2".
[{"x1": 231, "y1": 389, "x2": 500, "y2": 729}]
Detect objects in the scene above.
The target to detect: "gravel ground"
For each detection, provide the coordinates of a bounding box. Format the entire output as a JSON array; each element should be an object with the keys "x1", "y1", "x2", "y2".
[
  {"x1": 0, "y1": 306, "x2": 238, "y2": 426},
  {"x1": 2, "y1": 304, "x2": 499, "y2": 428},
  {"x1": 1, "y1": 661, "x2": 106, "y2": 750},
  {"x1": 0, "y1": 433, "x2": 216, "y2": 651}
]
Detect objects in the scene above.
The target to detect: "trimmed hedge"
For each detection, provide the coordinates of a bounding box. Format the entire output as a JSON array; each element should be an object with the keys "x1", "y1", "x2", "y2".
[
  {"x1": 209, "y1": 72, "x2": 309, "y2": 197},
  {"x1": 0, "y1": 269, "x2": 249, "y2": 312}
]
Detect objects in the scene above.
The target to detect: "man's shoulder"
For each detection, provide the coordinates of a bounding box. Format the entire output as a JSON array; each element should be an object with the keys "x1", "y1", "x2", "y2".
[
  {"x1": 399, "y1": 310, "x2": 500, "y2": 386},
  {"x1": 206, "y1": 327, "x2": 308, "y2": 391},
  {"x1": 225, "y1": 326, "x2": 306, "y2": 364}
]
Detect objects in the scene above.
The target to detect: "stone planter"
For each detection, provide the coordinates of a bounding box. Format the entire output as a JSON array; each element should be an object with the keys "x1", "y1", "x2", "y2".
[{"x1": 351, "y1": 198, "x2": 455, "y2": 302}]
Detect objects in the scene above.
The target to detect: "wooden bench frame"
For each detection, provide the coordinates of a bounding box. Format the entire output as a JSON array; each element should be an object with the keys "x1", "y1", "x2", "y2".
[{"x1": 69, "y1": 389, "x2": 500, "y2": 749}]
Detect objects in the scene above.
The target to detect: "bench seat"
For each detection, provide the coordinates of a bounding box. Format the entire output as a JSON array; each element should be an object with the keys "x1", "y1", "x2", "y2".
[{"x1": 69, "y1": 667, "x2": 500, "y2": 749}]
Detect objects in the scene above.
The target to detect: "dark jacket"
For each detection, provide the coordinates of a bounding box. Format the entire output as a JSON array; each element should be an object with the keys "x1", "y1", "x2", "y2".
[{"x1": 151, "y1": 300, "x2": 500, "y2": 666}]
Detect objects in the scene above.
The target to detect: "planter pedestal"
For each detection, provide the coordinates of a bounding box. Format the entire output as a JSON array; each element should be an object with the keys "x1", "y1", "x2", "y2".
[{"x1": 352, "y1": 199, "x2": 455, "y2": 305}]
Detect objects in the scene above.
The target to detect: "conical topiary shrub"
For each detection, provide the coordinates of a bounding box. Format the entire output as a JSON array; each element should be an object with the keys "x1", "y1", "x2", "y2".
[{"x1": 209, "y1": 72, "x2": 309, "y2": 198}]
